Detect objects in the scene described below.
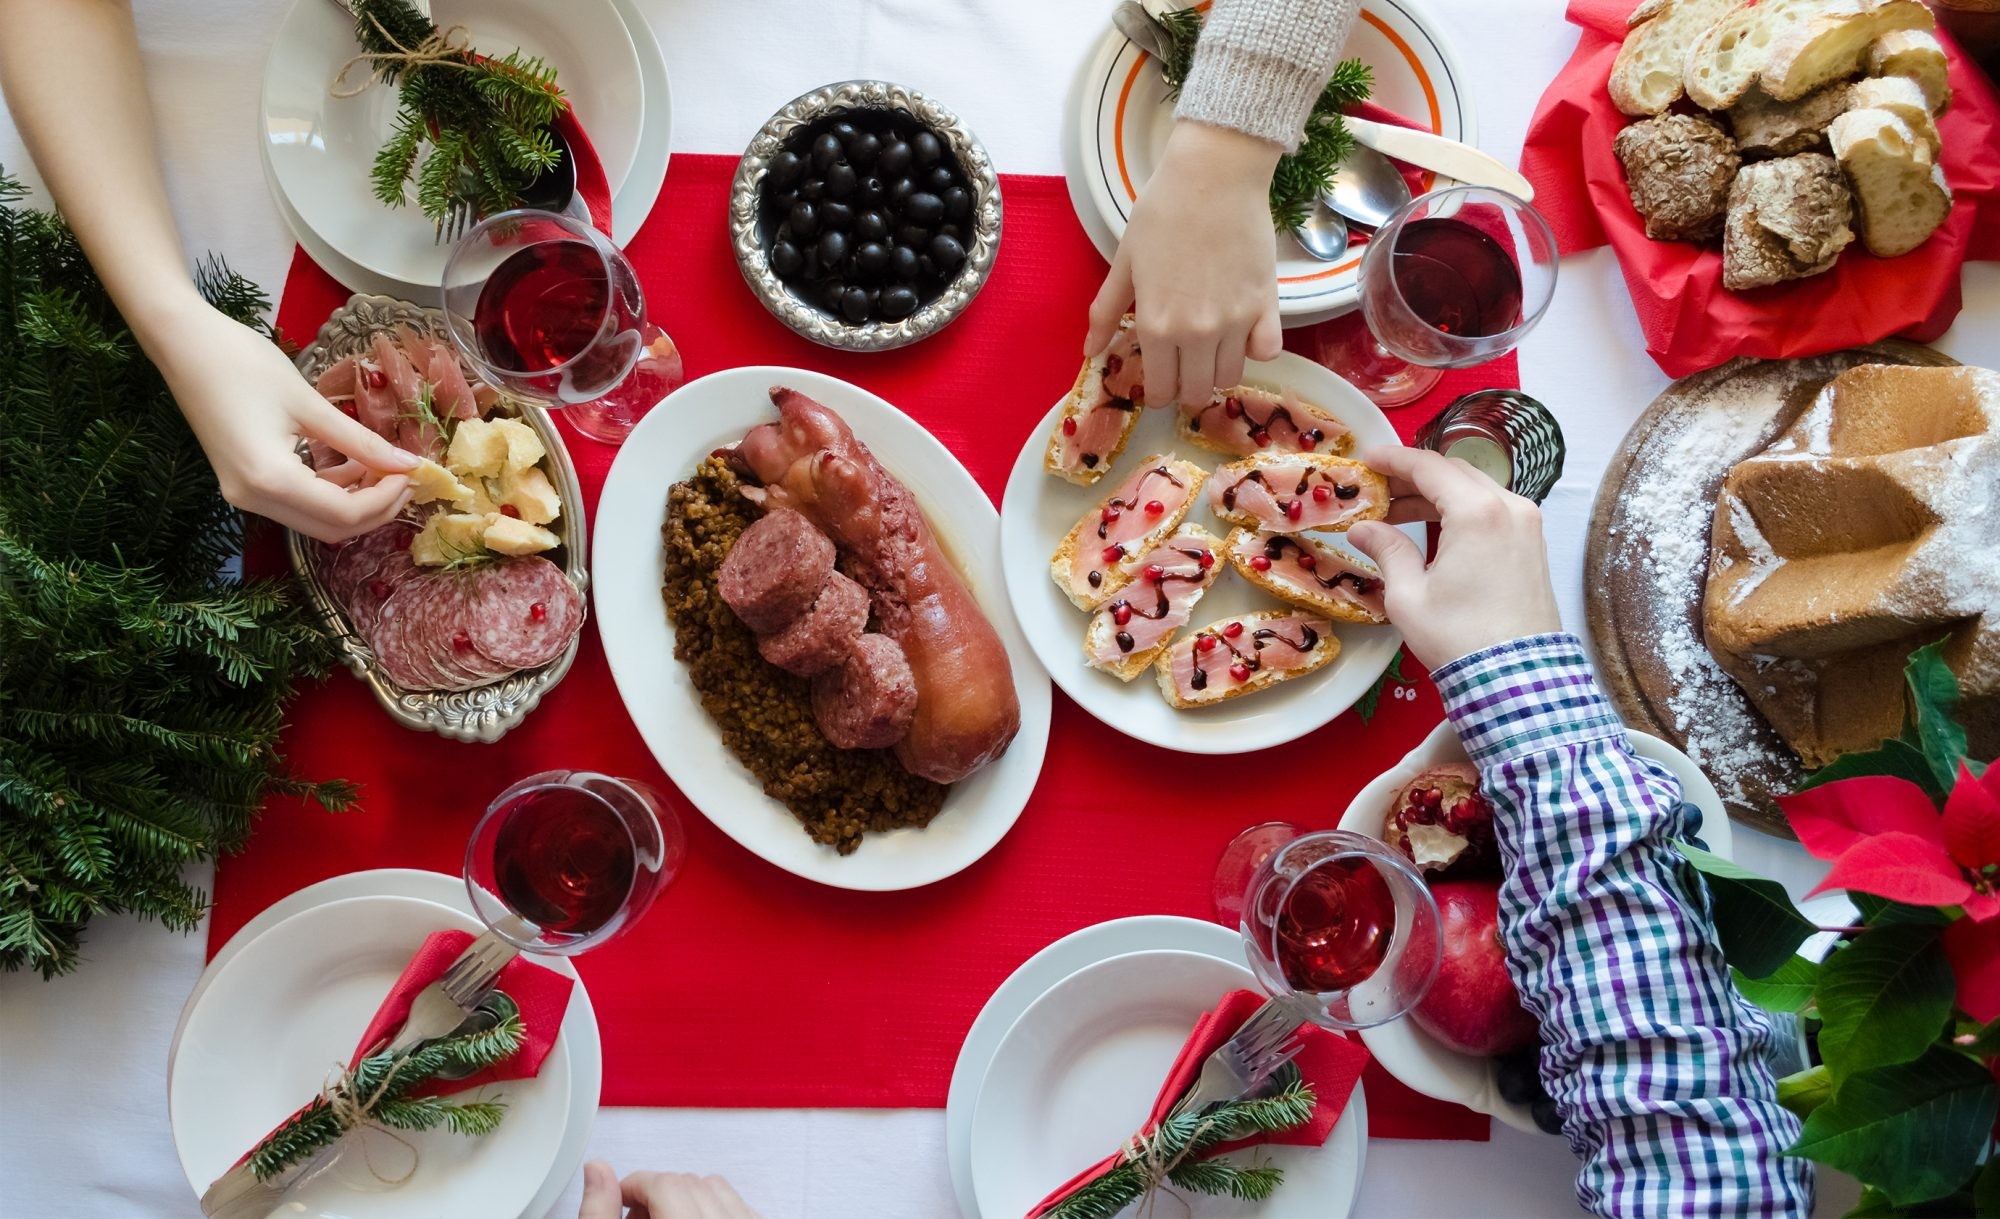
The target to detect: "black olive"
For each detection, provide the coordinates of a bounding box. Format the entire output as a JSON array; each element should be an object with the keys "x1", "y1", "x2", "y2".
[
  {"x1": 879, "y1": 285, "x2": 920, "y2": 319},
  {"x1": 820, "y1": 200, "x2": 854, "y2": 231},
  {"x1": 942, "y1": 186, "x2": 971, "y2": 219},
  {"x1": 830, "y1": 120, "x2": 859, "y2": 146},
  {"x1": 889, "y1": 176, "x2": 917, "y2": 208},
  {"x1": 856, "y1": 210, "x2": 889, "y2": 241},
  {"x1": 769, "y1": 240, "x2": 804, "y2": 277},
  {"x1": 918, "y1": 253, "x2": 936, "y2": 279},
  {"x1": 896, "y1": 222, "x2": 930, "y2": 249},
  {"x1": 800, "y1": 248, "x2": 819, "y2": 279},
  {"x1": 929, "y1": 233, "x2": 966, "y2": 275},
  {"x1": 889, "y1": 244, "x2": 921, "y2": 282},
  {"x1": 840, "y1": 286, "x2": 872, "y2": 324},
  {"x1": 798, "y1": 177, "x2": 824, "y2": 202},
  {"x1": 878, "y1": 139, "x2": 912, "y2": 177},
  {"x1": 855, "y1": 176, "x2": 885, "y2": 207},
  {"x1": 824, "y1": 161, "x2": 857, "y2": 199},
  {"x1": 926, "y1": 165, "x2": 956, "y2": 193},
  {"x1": 1530, "y1": 1097, "x2": 1564, "y2": 1136},
  {"x1": 815, "y1": 278, "x2": 845, "y2": 313},
  {"x1": 911, "y1": 130, "x2": 943, "y2": 166},
  {"x1": 1495, "y1": 1049, "x2": 1541, "y2": 1106},
  {"x1": 768, "y1": 150, "x2": 805, "y2": 188},
  {"x1": 866, "y1": 285, "x2": 882, "y2": 310},
  {"x1": 788, "y1": 199, "x2": 819, "y2": 238},
  {"x1": 848, "y1": 132, "x2": 882, "y2": 168},
  {"x1": 905, "y1": 191, "x2": 944, "y2": 225},
  {"x1": 817, "y1": 230, "x2": 850, "y2": 269},
  {"x1": 812, "y1": 132, "x2": 843, "y2": 169},
  {"x1": 937, "y1": 223, "x2": 962, "y2": 241},
  {"x1": 766, "y1": 190, "x2": 797, "y2": 217},
  {"x1": 855, "y1": 241, "x2": 890, "y2": 275}
]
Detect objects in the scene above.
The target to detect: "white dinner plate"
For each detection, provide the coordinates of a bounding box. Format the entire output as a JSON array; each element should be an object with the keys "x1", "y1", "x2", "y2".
[
  {"x1": 1070, "y1": 0, "x2": 1473, "y2": 320},
  {"x1": 999, "y1": 350, "x2": 1416, "y2": 754},
  {"x1": 169, "y1": 893, "x2": 576, "y2": 1219},
  {"x1": 968, "y1": 948, "x2": 1366, "y2": 1219},
  {"x1": 592, "y1": 366, "x2": 1053, "y2": 891},
  {"x1": 1340, "y1": 720, "x2": 1735, "y2": 1132},
  {"x1": 263, "y1": 0, "x2": 664, "y2": 291}
]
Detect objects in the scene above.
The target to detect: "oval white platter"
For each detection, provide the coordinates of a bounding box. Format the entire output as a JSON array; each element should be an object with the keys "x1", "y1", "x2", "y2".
[
  {"x1": 1339, "y1": 720, "x2": 1735, "y2": 1132},
  {"x1": 592, "y1": 366, "x2": 1052, "y2": 891},
  {"x1": 1000, "y1": 350, "x2": 1417, "y2": 755}
]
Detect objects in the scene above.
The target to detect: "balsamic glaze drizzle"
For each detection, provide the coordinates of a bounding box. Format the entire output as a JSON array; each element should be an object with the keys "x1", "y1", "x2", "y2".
[
  {"x1": 1106, "y1": 545, "x2": 1211, "y2": 651},
  {"x1": 1219, "y1": 467, "x2": 1359, "y2": 515},
  {"x1": 1187, "y1": 620, "x2": 1320, "y2": 688},
  {"x1": 1259, "y1": 536, "x2": 1384, "y2": 597},
  {"x1": 1187, "y1": 393, "x2": 1327, "y2": 450}
]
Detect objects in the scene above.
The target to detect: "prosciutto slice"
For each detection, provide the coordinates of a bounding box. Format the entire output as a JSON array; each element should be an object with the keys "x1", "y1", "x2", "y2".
[
  {"x1": 1085, "y1": 529, "x2": 1220, "y2": 670},
  {"x1": 1208, "y1": 455, "x2": 1386, "y2": 533},
  {"x1": 1181, "y1": 385, "x2": 1353, "y2": 458},
  {"x1": 1226, "y1": 530, "x2": 1388, "y2": 624},
  {"x1": 1046, "y1": 317, "x2": 1146, "y2": 483}
]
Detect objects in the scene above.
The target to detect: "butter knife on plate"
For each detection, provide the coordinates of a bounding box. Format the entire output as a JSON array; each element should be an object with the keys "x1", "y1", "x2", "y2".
[{"x1": 1344, "y1": 117, "x2": 1535, "y2": 202}]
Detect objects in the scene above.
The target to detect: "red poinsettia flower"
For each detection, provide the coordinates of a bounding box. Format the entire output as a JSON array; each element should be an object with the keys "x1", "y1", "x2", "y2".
[
  {"x1": 1781, "y1": 766, "x2": 2000, "y2": 921},
  {"x1": 1945, "y1": 916, "x2": 2000, "y2": 1024}
]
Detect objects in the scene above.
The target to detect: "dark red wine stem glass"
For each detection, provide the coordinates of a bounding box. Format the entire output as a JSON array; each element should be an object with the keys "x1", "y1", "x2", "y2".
[
  {"x1": 1226, "y1": 828, "x2": 1441, "y2": 1029},
  {"x1": 1318, "y1": 186, "x2": 1559, "y2": 409},
  {"x1": 464, "y1": 770, "x2": 686, "y2": 955},
  {"x1": 441, "y1": 209, "x2": 684, "y2": 445}
]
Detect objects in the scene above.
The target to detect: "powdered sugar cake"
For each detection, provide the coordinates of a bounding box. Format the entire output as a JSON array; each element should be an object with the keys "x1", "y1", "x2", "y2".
[{"x1": 1583, "y1": 341, "x2": 1956, "y2": 835}]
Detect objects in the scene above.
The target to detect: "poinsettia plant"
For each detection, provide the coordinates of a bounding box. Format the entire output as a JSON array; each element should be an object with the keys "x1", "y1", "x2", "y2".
[{"x1": 1676, "y1": 642, "x2": 1999, "y2": 1217}]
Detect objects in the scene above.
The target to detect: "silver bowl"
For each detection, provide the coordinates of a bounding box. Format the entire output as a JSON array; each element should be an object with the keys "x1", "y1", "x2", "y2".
[
  {"x1": 729, "y1": 80, "x2": 1003, "y2": 351},
  {"x1": 285, "y1": 294, "x2": 589, "y2": 743}
]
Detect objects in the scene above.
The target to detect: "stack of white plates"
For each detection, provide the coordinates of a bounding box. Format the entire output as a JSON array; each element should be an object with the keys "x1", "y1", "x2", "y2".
[
  {"x1": 946, "y1": 916, "x2": 1367, "y2": 1219},
  {"x1": 261, "y1": 0, "x2": 672, "y2": 297},
  {"x1": 167, "y1": 869, "x2": 601, "y2": 1219}
]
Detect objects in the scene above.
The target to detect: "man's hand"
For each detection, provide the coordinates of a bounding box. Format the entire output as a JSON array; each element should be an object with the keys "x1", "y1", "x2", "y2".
[
  {"x1": 578, "y1": 1161, "x2": 761, "y2": 1219},
  {"x1": 1346, "y1": 445, "x2": 1562, "y2": 670},
  {"x1": 153, "y1": 304, "x2": 417, "y2": 543},
  {"x1": 1085, "y1": 120, "x2": 1284, "y2": 412}
]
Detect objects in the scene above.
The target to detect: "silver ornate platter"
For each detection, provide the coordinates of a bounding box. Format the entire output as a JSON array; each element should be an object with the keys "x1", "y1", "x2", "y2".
[
  {"x1": 729, "y1": 79, "x2": 1003, "y2": 351},
  {"x1": 285, "y1": 294, "x2": 589, "y2": 743}
]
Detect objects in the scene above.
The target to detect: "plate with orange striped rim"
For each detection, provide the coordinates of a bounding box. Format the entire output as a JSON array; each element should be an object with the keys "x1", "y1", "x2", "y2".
[{"x1": 1073, "y1": 0, "x2": 1473, "y2": 321}]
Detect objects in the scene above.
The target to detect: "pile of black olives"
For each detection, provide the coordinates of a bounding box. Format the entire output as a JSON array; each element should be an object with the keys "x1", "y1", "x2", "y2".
[
  {"x1": 760, "y1": 110, "x2": 975, "y2": 325},
  {"x1": 1496, "y1": 1045, "x2": 1565, "y2": 1136}
]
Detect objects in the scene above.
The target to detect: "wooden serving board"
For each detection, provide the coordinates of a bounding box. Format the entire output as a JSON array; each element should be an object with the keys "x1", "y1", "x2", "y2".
[{"x1": 1583, "y1": 341, "x2": 1957, "y2": 837}]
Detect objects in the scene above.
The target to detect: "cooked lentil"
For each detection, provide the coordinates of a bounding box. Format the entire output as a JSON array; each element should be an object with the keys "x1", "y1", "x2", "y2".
[{"x1": 662, "y1": 456, "x2": 948, "y2": 853}]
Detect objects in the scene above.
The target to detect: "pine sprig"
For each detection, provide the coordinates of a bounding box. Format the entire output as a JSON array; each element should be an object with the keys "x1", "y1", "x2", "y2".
[
  {"x1": 1156, "y1": 8, "x2": 1374, "y2": 230},
  {"x1": 1356, "y1": 647, "x2": 1409, "y2": 723}
]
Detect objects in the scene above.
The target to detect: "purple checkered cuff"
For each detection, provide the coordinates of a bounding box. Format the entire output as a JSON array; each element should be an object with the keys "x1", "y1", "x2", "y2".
[{"x1": 1432, "y1": 634, "x2": 1626, "y2": 769}]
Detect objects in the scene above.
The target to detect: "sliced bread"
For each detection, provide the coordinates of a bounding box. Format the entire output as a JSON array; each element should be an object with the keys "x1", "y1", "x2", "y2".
[
  {"x1": 1684, "y1": 0, "x2": 1848, "y2": 110},
  {"x1": 1846, "y1": 75, "x2": 1942, "y2": 154},
  {"x1": 1866, "y1": 29, "x2": 1952, "y2": 112},
  {"x1": 1758, "y1": 0, "x2": 1932, "y2": 101},
  {"x1": 1610, "y1": 0, "x2": 1741, "y2": 115},
  {"x1": 1729, "y1": 82, "x2": 1852, "y2": 158},
  {"x1": 1829, "y1": 108, "x2": 1953, "y2": 256}
]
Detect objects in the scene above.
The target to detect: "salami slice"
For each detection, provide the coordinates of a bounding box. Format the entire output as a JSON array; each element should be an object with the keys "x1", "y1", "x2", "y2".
[
  {"x1": 369, "y1": 579, "x2": 442, "y2": 690},
  {"x1": 463, "y1": 557, "x2": 583, "y2": 670},
  {"x1": 419, "y1": 575, "x2": 512, "y2": 687},
  {"x1": 324, "y1": 522, "x2": 415, "y2": 608},
  {"x1": 348, "y1": 546, "x2": 424, "y2": 640}
]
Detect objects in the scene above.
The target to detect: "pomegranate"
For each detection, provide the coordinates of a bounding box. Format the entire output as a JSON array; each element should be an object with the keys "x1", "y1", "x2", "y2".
[
  {"x1": 1382, "y1": 763, "x2": 1497, "y2": 878},
  {"x1": 1410, "y1": 879, "x2": 1540, "y2": 1057}
]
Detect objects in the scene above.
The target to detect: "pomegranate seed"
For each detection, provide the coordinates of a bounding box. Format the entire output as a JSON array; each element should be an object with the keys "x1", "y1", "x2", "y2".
[
  {"x1": 1285, "y1": 500, "x2": 1303, "y2": 521},
  {"x1": 452, "y1": 630, "x2": 472, "y2": 651},
  {"x1": 1105, "y1": 506, "x2": 1122, "y2": 522},
  {"x1": 1101, "y1": 544, "x2": 1124, "y2": 563},
  {"x1": 1196, "y1": 634, "x2": 1217, "y2": 653},
  {"x1": 1105, "y1": 354, "x2": 1123, "y2": 376},
  {"x1": 1300, "y1": 432, "x2": 1319, "y2": 451},
  {"x1": 1312, "y1": 484, "x2": 1333, "y2": 503},
  {"x1": 1129, "y1": 386, "x2": 1145, "y2": 405},
  {"x1": 1144, "y1": 563, "x2": 1165, "y2": 583},
  {"x1": 1144, "y1": 499, "x2": 1165, "y2": 516},
  {"x1": 1251, "y1": 428, "x2": 1271, "y2": 447},
  {"x1": 1249, "y1": 554, "x2": 1272, "y2": 572},
  {"x1": 1062, "y1": 417, "x2": 1077, "y2": 436},
  {"x1": 1112, "y1": 603, "x2": 1133, "y2": 626},
  {"x1": 1296, "y1": 553, "x2": 1316, "y2": 571},
  {"x1": 1196, "y1": 549, "x2": 1214, "y2": 570},
  {"x1": 529, "y1": 602, "x2": 547, "y2": 623},
  {"x1": 368, "y1": 579, "x2": 389, "y2": 598},
  {"x1": 500, "y1": 503, "x2": 521, "y2": 518},
  {"x1": 1223, "y1": 621, "x2": 1244, "y2": 638},
  {"x1": 1223, "y1": 397, "x2": 1243, "y2": 419},
  {"x1": 365, "y1": 367, "x2": 387, "y2": 390},
  {"x1": 1229, "y1": 662, "x2": 1251, "y2": 682}
]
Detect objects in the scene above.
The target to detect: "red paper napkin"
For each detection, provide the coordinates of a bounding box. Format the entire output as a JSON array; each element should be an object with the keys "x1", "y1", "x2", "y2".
[
  {"x1": 1521, "y1": 0, "x2": 2000, "y2": 378},
  {"x1": 1028, "y1": 989, "x2": 1370, "y2": 1217},
  {"x1": 550, "y1": 105, "x2": 613, "y2": 237}
]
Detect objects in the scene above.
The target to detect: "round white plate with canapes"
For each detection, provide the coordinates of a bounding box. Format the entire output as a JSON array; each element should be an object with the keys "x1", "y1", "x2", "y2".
[
  {"x1": 167, "y1": 873, "x2": 600, "y2": 1219},
  {"x1": 1068, "y1": 0, "x2": 1474, "y2": 323},
  {"x1": 1001, "y1": 348, "x2": 1417, "y2": 755},
  {"x1": 950, "y1": 923, "x2": 1366, "y2": 1219},
  {"x1": 1338, "y1": 720, "x2": 1735, "y2": 1131},
  {"x1": 593, "y1": 366, "x2": 1052, "y2": 892}
]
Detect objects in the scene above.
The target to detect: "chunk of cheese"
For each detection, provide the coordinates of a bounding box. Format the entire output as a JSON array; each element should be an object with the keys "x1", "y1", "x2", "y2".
[
  {"x1": 497, "y1": 465, "x2": 562, "y2": 525},
  {"x1": 409, "y1": 512, "x2": 490, "y2": 566},
  {"x1": 481, "y1": 514, "x2": 559, "y2": 556},
  {"x1": 407, "y1": 458, "x2": 474, "y2": 506},
  {"x1": 464, "y1": 476, "x2": 502, "y2": 518},
  {"x1": 492, "y1": 418, "x2": 546, "y2": 474},
  {"x1": 444, "y1": 418, "x2": 509, "y2": 479}
]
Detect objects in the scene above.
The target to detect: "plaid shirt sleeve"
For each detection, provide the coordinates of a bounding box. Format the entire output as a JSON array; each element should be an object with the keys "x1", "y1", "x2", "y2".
[{"x1": 1432, "y1": 633, "x2": 1813, "y2": 1218}]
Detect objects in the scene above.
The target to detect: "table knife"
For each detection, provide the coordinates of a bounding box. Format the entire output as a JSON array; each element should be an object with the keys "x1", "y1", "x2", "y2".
[{"x1": 1343, "y1": 117, "x2": 1536, "y2": 202}]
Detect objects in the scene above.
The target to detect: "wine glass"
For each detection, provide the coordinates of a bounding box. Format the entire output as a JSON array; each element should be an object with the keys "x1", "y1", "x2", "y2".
[
  {"x1": 1215, "y1": 826, "x2": 1440, "y2": 1029},
  {"x1": 464, "y1": 770, "x2": 686, "y2": 955},
  {"x1": 441, "y1": 209, "x2": 684, "y2": 445},
  {"x1": 1315, "y1": 187, "x2": 1559, "y2": 408}
]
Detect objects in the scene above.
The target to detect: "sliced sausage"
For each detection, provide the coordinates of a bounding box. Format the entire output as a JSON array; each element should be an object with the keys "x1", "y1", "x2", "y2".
[
  {"x1": 758, "y1": 570, "x2": 869, "y2": 676},
  {"x1": 810, "y1": 633, "x2": 918, "y2": 750},
  {"x1": 717, "y1": 507, "x2": 835, "y2": 633}
]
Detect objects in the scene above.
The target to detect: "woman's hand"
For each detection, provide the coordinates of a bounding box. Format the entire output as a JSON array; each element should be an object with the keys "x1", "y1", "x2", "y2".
[
  {"x1": 1085, "y1": 120, "x2": 1284, "y2": 412},
  {"x1": 579, "y1": 1161, "x2": 761, "y2": 1219},
  {"x1": 149, "y1": 303, "x2": 417, "y2": 543},
  {"x1": 1345, "y1": 445, "x2": 1562, "y2": 671}
]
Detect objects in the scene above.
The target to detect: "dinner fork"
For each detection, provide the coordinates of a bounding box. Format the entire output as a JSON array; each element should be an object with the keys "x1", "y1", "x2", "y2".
[
  {"x1": 1168, "y1": 993, "x2": 1309, "y2": 1120},
  {"x1": 381, "y1": 924, "x2": 521, "y2": 1055}
]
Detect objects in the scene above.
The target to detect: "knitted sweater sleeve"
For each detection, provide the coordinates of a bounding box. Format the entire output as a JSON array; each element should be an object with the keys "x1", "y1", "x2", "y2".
[{"x1": 1173, "y1": 0, "x2": 1362, "y2": 151}]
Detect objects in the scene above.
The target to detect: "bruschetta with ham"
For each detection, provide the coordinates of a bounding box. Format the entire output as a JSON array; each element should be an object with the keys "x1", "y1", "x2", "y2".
[
  {"x1": 1155, "y1": 609, "x2": 1340, "y2": 709},
  {"x1": 1082, "y1": 526, "x2": 1224, "y2": 681},
  {"x1": 1207, "y1": 452, "x2": 1388, "y2": 534},
  {"x1": 1179, "y1": 385, "x2": 1354, "y2": 460},
  {"x1": 1044, "y1": 314, "x2": 1146, "y2": 485},
  {"x1": 1225, "y1": 529, "x2": 1388, "y2": 625},
  {"x1": 1050, "y1": 455, "x2": 1207, "y2": 611}
]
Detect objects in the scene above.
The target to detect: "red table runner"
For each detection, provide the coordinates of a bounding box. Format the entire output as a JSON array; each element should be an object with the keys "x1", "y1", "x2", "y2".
[{"x1": 216, "y1": 153, "x2": 1514, "y2": 1138}]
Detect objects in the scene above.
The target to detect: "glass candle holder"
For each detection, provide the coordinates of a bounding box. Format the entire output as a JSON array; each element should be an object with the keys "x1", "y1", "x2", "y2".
[{"x1": 1414, "y1": 388, "x2": 1566, "y2": 503}]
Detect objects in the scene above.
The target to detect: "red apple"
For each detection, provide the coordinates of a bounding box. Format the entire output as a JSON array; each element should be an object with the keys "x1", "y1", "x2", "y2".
[{"x1": 1409, "y1": 879, "x2": 1540, "y2": 1057}]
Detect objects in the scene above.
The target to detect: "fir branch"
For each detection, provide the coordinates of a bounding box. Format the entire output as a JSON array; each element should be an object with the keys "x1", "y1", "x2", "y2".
[{"x1": 1356, "y1": 647, "x2": 1408, "y2": 723}]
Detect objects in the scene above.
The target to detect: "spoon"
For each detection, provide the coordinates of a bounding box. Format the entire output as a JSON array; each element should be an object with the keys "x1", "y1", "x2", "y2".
[
  {"x1": 1322, "y1": 144, "x2": 1411, "y2": 230},
  {"x1": 1291, "y1": 195, "x2": 1351, "y2": 262},
  {"x1": 1112, "y1": 0, "x2": 1175, "y2": 62}
]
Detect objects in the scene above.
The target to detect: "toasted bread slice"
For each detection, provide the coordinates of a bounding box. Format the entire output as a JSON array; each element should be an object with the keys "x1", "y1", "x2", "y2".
[
  {"x1": 1224, "y1": 529, "x2": 1389, "y2": 625},
  {"x1": 1866, "y1": 28, "x2": 1951, "y2": 111},
  {"x1": 1155, "y1": 610, "x2": 1340, "y2": 710},
  {"x1": 1829, "y1": 108, "x2": 1953, "y2": 256},
  {"x1": 1044, "y1": 314, "x2": 1145, "y2": 486},
  {"x1": 1050, "y1": 455, "x2": 1207, "y2": 611},
  {"x1": 1759, "y1": 0, "x2": 1932, "y2": 101},
  {"x1": 1846, "y1": 75, "x2": 1941, "y2": 154},
  {"x1": 1610, "y1": 0, "x2": 1740, "y2": 115},
  {"x1": 1207, "y1": 452, "x2": 1390, "y2": 534},
  {"x1": 1177, "y1": 384, "x2": 1356, "y2": 460},
  {"x1": 1082, "y1": 526, "x2": 1224, "y2": 681}
]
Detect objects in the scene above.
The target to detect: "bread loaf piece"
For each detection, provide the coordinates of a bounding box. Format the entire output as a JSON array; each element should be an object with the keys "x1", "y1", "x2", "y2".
[
  {"x1": 1846, "y1": 75, "x2": 1942, "y2": 153},
  {"x1": 1610, "y1": 0, "x2": 1741, "y2": 115},
  {"x1": 1685, "y1": 0, "x2": 1846, "y2": 110},
  {"x1": 1758, "y1": 0, "x2": 1932, "y2": 101},
  {"x1": 1613, "y1": 113, "x2": 1740, "y2": 240},
  {"x1": 1721, "y1": 153, "x2": 1855, "y2": 289},
  {"x1": 1730, "y1": 82, "x2": 1851, "y2": 157},
  {"x1": 1829, "y1": 108, "x2": 1953, "y2": 256},
  {"x1": 1866, "y1": 29, "x2": 1951, "y2": 111}
]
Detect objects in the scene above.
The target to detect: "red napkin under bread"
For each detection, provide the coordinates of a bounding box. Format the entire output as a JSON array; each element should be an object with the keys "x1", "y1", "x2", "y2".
[
  {"x1": 1521, "y1": 0, "x2": 2000, "y2": 378},
  {"x1": 1028, "y1": 989, "x2": 1370, "y2": 1217}
]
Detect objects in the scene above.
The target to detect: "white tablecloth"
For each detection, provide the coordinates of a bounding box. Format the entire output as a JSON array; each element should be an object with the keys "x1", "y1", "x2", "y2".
[{"x1": 4, "y1": 1, "x2": 1996, "y2": 1215}]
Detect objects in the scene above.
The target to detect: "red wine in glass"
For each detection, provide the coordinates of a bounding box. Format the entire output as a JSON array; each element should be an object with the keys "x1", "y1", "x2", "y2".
[
  {"x1": 1390, "y1": 218, "x2": 1524, "y2": 340},
  {"x1": 1274, "y1": 856, "x2": 1396, "y2": 993},
  {"x1": 472, "y1": 238, "x2": 638, "y2": 402},
  {"x1": 490, "y1": 784, "x2": 637, "y2": 938}
]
